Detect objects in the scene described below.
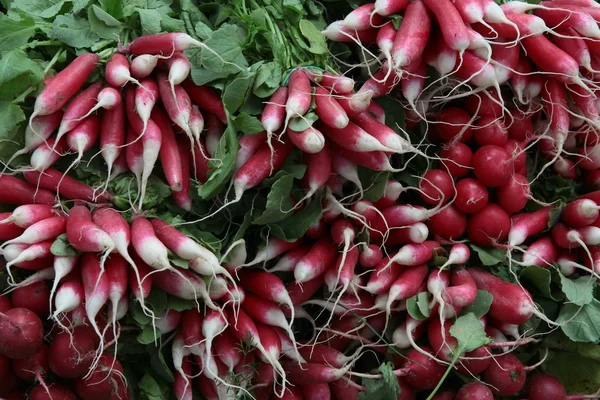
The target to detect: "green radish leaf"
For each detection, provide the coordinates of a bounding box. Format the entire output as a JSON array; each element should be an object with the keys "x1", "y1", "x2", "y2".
[
  {"x1": 461, "y1": 290, "x2": 493, "y2": 319},
  {"x1": 299, "y1": 19, "x2": 327, "y2": 54},
  {"x1": 223, "y1": 74, "x2": 256, "y2": 113},
  {"x1": 11, "y1": 0, "x2": 67, "y2": 19},
  {"x1": 269, "y1": 190, "x2": 324, "y2": 241},
  {"x1": 545, "y1": 351, "x2": 600, "y2": 395},
  {"x1": 194, "y1": 21, "x2": 212, "y2": 40},
  {"x1": 129, "y1": 298, "x2": 152, "y2": 326},
  {"x1": 136, "y1": 8, "x2": 163, "y2": 34},
  {"x1": 138, "y1": 373, "x2": 170, "y2": 400},
  {"x1": 253, "y1": 61, "x2": 283, "y2": 98},
  {"x1": 288, "y1": 112, "x2": 319, "y2": 132},
  {"x1": 557, "y1": 299, "x2": 600, "y2": 343},
  {"x1": 0, "y1": 103, "x2": 25, "y2": 163},
  {"x1": 0, "y1": 49, "x2": 44, "y2": 100},
  {"x1": 358, "y1": 168, "x2": 390, "y2": 202},
  {"x1": 144, "y1": 289, "x2": 168, "y2": 316},
  {"x1": 88, "y1": 5, "x2": 122, "y2": 39},
  {"x1": 200, "y1": 23, "x2": 248, "y2": 74},
  {"x1": 50, "y1": 14, "x2": 100, "y2": 48},
  {"x1": 561, "y1": 275, "x2": 595, "y2": 307},
  {"x1": 471, "y1": 245, "x2": 507, "y2": 266},
  {"x1": 149, "y1": 342, "x2": 174, "y2": 383},
  {"x1": 0, "y1": 14, "x2": 37, "y2": 51},
  {"x1": 50, "y1": 234, "x2": 78, "y2": 257},
  {"x1": 166, "y1": 296, "x2": 196, "y2": 312},
  {"x1": 450, "y1": 313, "x2": 492, "y2": 354},
  {"x1": 406, "y1": 292, "x2": 431, "y2": 321},
  {"x1": 233, "y1": 113, "x2": 264, "y2": 135},
  {"x1": 520, "y1": 265, "x2": 564, "y2": 301},
  {"x1": 253, "y1": 174, "x2": 295, "y2": 225},
  {"x1": 199, "y1": 123, "x2": 239, "y2": 199},
  {"x1": 137, "y1": 325, "x2": 161, "y2": 345},
  {"x1": 359, "y1": 362, "x2": 401, "y2": 400},
  {"x1": 169, "y1": 257, "x2": 189, "y2": 269}
]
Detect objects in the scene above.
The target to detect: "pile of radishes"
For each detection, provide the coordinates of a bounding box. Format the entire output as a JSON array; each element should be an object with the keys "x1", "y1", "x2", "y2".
[{"x1": 3, "y1": 0, "x2": 600, "y2": 397}]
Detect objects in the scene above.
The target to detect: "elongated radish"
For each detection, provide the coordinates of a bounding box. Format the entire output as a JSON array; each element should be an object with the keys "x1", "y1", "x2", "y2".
[
  {"x1": 2, "y1": 216, "x2": 66, "y2": 248},
  {"x1": 392, "y1": 0, "x2": 432, "y2": 69},
  {"x1": 286, "y1": 69, "x2": 312, "y2": 125},
  {"x1": 24, "y1": 169, "x2": 111, "y2": 203},
  {"x1": 294, "y1": 238, "x2": 339, "y2": 283},
  {"x1": 0, "y1": 212, "x2": 25, "y2": 241},
  {"x1": 138, "y1": 118, "x2": 162, "y2": 208},
  {"x1": 66, "y1": 114, "x2": 100, "y2": 168},
  {"x1": 189, "y1": 105, "x2": 205, "y2": 142},
  {"x1": 153, "y1": 106, "x2": 183, "y2": 191},
  {"x1": 322, "y1": 21, "x2": 378, "y2": 44},
  {"x1": 29, "y1": 136, "x2": 66, "y2": 171},
  {"x1": 157, "y1": 72, "x2": 193, "y2": 137},
  {"x1": 315, "y1": 87, "x2": 349, "y2": 129},
  {"x1": 53, "y1": 280, "x2": 83, "y2": 318},
  {"x1": 55, "y1": 82, "x2": 103, "y2": 144},
  {"x1": 30, "y1": 53, "x2": 99, "y2": 124},
  {"x1": 0, "y1": 176, "x2": 55, "y2": 205},
  {"x1": 131, "y1": 54, "x2": 163, "y2": 79},
  {"x1": 562, "y1": 199, "x2": 599, "y2": 228},
  {"x1": 423, "y1": 0, "x2": 470, "y2": 51},
  {"x1": 161, "y1": 53, "x2": 191, "y2": 100},
  {"x1": 344, "y1": 3, "x2": 386, "y2": 29},
  {"x1": 99, "y1": 92, "x2": 125, "y2": 189},
  {"x1": 522, "y1": 35, "x2": 584, "y2": 86},
  {"x1": 302, "y1": 142, "x2": 332, "y2": 199},
  {"x1": 306, "y1": 70, "x2": 355, "y2": 94},
  {"x1": 182, "y1": 80, "x2": 227, "y2": 124},
  {"x1": 286, "y1": 125, "x2": 325, "y2": 154},
  {"x1": 66, "y1": 205, "x2": 115, "y2": 257},
  {"x1": 262, "y1": 86, "x2": 288, "y2": 135},
  {"x1": 321, "y1": 121, "x2": 395, "y2": 153},
  {"x1": 4, "y1": 241, "x2": 54, "y2": 274},
  {"x1": 135, "y1": 77, "x2": 160, "y2": 135},
  {"x1": 81, "y1": 253, "x2": 110, "y2": 346},
  {"x1": 0, "y1": 204, "x2": 54, "y2": 229},
  {"x1": 105, "y1": 53, "x2": 138, "y2": 89},
  {"x1": 385, "y1": 264, "x2": 429, "y2": 316},
  {"x1": 121, "y1": 32, "x2": 218, "y2": 55},
  {"x1": 384, "y1": 241, "x2": 439, "y2": 269},
  {"x1": 173, "y1": 137, "x2": 192, "y2": 210}
]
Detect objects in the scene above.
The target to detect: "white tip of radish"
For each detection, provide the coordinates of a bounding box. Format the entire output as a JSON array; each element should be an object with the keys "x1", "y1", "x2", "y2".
[
  {"x1": 349, "y1": 91, "x2": 373, "y2": 112},
  {"x1": 322, "y1": 21, "x2": 344, "y2": 40}
]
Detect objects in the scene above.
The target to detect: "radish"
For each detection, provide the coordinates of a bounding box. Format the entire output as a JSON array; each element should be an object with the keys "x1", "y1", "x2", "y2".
[
  {"x1": 0, "y1": 212, "x2": 25, "y2": 240},
  {"x1": 53, "y1": 280, "x2": 84, "y2": 321},
  {"x1": 11, "y1": 280, "x2": 50, "y2": 317},
  {"x1": 343, "y1": 3, "x2": 386, "y2": 29},
  {"x1": 302, "y1": 141, "x2": 332, "y2": 199},
  {"x1": 302, "y1": 384, "x2": 331, "y2": 400},
  {"x1": 261, "y1": 86, "x2": 288, "y2": 136},
  {"x1": 525, "y1": 373, "x2": 568, "y2": 400},
  {"x1": 321, "y1": 21, "x2": 378, "y2": 44},
  {"x1": 134, "y1": 77, "x2": 159, "y2": 136},
  {"x1": 153, "y1": 107, "x2": 183, "y2": 191},
  {"x1": 244, "y1": 237, "x2": 301, "y2": 266},
  {"x1": 189, "y1": 105, "x2": 205, "y2": 142},
  {"x1": 433, "y1": 107, "x2": 473, "y2": 143},
  {"x1": 467, "y1": 203, "x2": 510, "y2": 245},
  {"x1": 423, "y1": 0, "x2": 470, "y2": 51},
  {"x1": 321, "y1": 121, "x2": 395, "y2": 153},
  {"x1": 456, "y1": 382, "x2": 494, "y2": 400},
  {"x1": 280, "y1": 361, "x2": 354, "y2": 385},
  {"x1": 138, "y1": 118, "x2": 162, "y2": 209},
  {"x1": 424, "y1": 31, "x2": 458, "y2": 76},
  {"x1": 471, "y1": 145, "x2": 514, "y2": 187},
  {"x1": 521, "y1": 35, "x2": 584, "y2": 86},
  {"x1": 306, "y1": 70, "x2": 355, "y2": 94},
  {"x1": 287, "y1": 125, "x2": 326, "y2": 154},
  {"x1": 174, "y1": 355, "x2": 193, "y2": 400},
  {"x1": 29, "y1": 383, "x2": 77, "y2": 400},
  {"x1": 153, "y1": 268, "x2": 216, "y2": 308},
  {"x1": 66, "y1": 205, "x2": 114, "y2": 257},
  {"x1": 214, "y1": 329, "x2": 242, "y2": 371},
  {"x1": 373, "y1": 0, "x2": 409, "y2": 16},
  {"x1": 497, "y1": 174, "x2": 530, "y2": 214},
  {"x1": 81, "y1": 253, "x2": 110, "y2": 347},
  {"x1": 29, "y1": 136, "x2": 68, "y2": 171},
  {"x1": 99, "y1": 93, "x2": 125, "y2": 189},
  {"x1": 482, "y1": 353, "x2": 526, "y2": 396},
  {"x1": 106, "y1": 53, "x2": 140, "y2": 88},
  {"x1": 0, "y1": 175, "x2": 56, "y2": 206},
  {"x1": 182, "y1": 80, "x2": 227, "y2": 124},
  {"x1": 562, "y1": 199, "x2": 600, "y2": 228},
  {"x1": 330, "y1": 379, "x2": 361, "y2": 400},
  {"x1": 419, "y1": 169, "x2": 455, "y2": 205},
  {"x1": 385, "y1": 264, "x2": 429, "y2": 318},
  {"x1": 54, "y1": 82, "x2": 103, "y2": 143},
  {"x1": 161, "y1": 52, "x2": 191, "y2": 100},
  {"x1": 352, "y1": 111, "x2": 409, "y2": 152},
  {"x1": 474, "y1": 116, "x2": 508, "y2": 146},
  {"x1": 315, "y1": 87, "x2": 349, "y2": 128},
  {"x1": 0, "y1": 204, "x2": 55, "y2": 228},
  {"x1": 384, "y1": 241, "x2": 439, "y2": 269},
  {"x1": 428, "y1": 205, "x2": 467, "y2": 240},
  {"x1": 237, "y1": 269, "x2": 295, "y2": 321},
  {"x1": 131, "y1": 54, "x2": 165, "y2": 78},
  {"x1": 30, "y1": 53, "x2": 99, "y2": 124},
  {"x1": 156, "y1": 309, "x2": 182, "y2": 334},
  {"x1": 4, "y1": 241, "x2": 54, "y2": 274},
  {"x1": 236, "y1": 132, "x2": 268, "y2": 171},
  {"x1": 285, "y1": 69, "x2": 312, "y2": 125},
  {"x1": 392, "y1": 0, "x2": 432, "y2": 69},
  {"x1": 359, "y1": 244, "x2": 384, "y2": 270},
  {"x1": 13, "y1": 343, "x2": 49, "y2": 385},
  {"x1": 394, "y1": 347, "x2": 446, "y2": 390},
  {"x1": 241, "y1": 293, "x2": 298, "y2": 350},
  {"x1": 0, "y1": 308, "x2": 43, "y2": 359},
  {"x1": 173, "y1": 137, "x2": 193, "y2": 210},
  {"x1": 509, "y1": 207, "x2": 553, "y2": 246},
  {"x1": 23, "y1": 169, "x2": 111, "y2": 203},
  {"x1": 373, "y1": 180, "x2": 404, "y2": 209},
  {"x1": 73, "y1": 353, "x2": 127, "y2": 400},
  {"x1": 294, "y1": 237, "x2": 338, "y2": 283},
  {"x1": 521, "y1": 237, "x2": 559, "y2": 267},
  {"x1": 439, "y1": 142, "x2": 472, "y2": 178},
  {"x1": 120, "y1": 32, "x2": 220, "y2": 56}
]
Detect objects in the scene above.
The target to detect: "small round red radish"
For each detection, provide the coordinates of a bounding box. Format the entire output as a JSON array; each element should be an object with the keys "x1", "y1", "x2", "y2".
[
  {"x1": 455, "y1": 346, "x2": 491, "y2": 376},
  {"x1": 455, "y1": 178, "x2": 489, "y2": 214},
  {"x1": 474, "y1": 116, "x2": 508, "y2": 146},
  {"x1": 73, "y1": 353, "x2": 126, "y2": 400},
  {"x1": 467, "y1": 203, "x2": 511, "y2": 245},
  {"x1": 49, "y1": 326, "x2": 99, "y2": 378},
  {"x1": 439, "y1": 142, "x2": 473, "y2": 178},
  {"x1": 29, "y1": 383, "x2": 77, "y2": 400},
  {"x1": 428, "y1": 204, "x2": 467, "y2": 240},
  {"x1": 472, "y1": 145, "x2": 514, "y2": 187},
  {"x1": 419, "y1": 169, "x2": 455, "y2": 205},
  {"x1": 507, "y1": 108, "x2": 534, "y2": 141},
  {"x1": 466, "y1": 90, "x2": 502, "y2": 118},
  {"x1": 13, "y1": 343, "x2": 49, "y2": 382},
  {"x1": 455, "y1": 382, "x2": 494, "y2": 400},
  {"x1": 434, "y1": 107, "x2": 473, "y2": 143},
  {"x1": 427, "y1": 318, "x2": 456, "y2": 362},
  {"x1": 497, "y1": 174, "x2": 530, "y2": 214},
  {"x1": 504, "y1": 139, "x2": 526, "y2": 172},
  {"x1": 0, "y1": 296, "x2": 12, "y2": 312},
  {"x1": 0, "y1": 308, "x2": 43, "y2": 359},
  {"x1": 395, "y1": 347, "x2": 446, "y2": 390},
  {"x1": 11, "y1": 281, "x2": 50, "y2": 317},
  {"x1": 525, "y1": 373, "x2": 567, "y2": 400},
  {"x1": 482, "y1": 353, "x2": 526, "y2": 396}
]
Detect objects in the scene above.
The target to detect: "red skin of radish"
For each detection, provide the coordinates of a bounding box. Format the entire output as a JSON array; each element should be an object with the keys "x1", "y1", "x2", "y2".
[
  {"x1": 57, "y1": 82, "x2": 103, "y2": 138},
  {"x1": 154, "y1": 106, "x2": 183, "y2": 191},
  {"x1": 456, "y1": 382, "x2": 494, "y2": 400},
  {"x1": 66, "y1": 205, "x2": 114, "y2": 253},
  {"x1": 73, "y1": 353, "x2": 126, "y2": 400},
  {"x1": 0, "y1": 212, "x2": 25, "y2": 240},
  {"x1": 469, "y1": 267, "x2": 535, "y2": 324},
  {"x1": 423, "y1": 0, "x2": 470, "y2": 51},
  {"x1": 359, "y1": 244, "x2": 383, "y2": 269},
  {"x1": 455, "y1": 51, "x2": 498, "y2": 88},
  {"x1": 554, "y1": 158, "x2": 578, "y2": 180},
  {"x1": 0, "y1": 296, "x2": 10, "y2": 313},
  {"x1": 105, "y1": 53, "x2": 132, "y2": 87},
  {"x1": 455, "y1": 178, "x2": 489, "y2": 214},
  {"x1": 287, "y1": 69, "x2": 312, "y2": 119},
  {"x1": 468, "y1": 203, "x2": 511, "y2": 245},
  {"x1": 504, "y1": 139, "x2": 526, "y2": 172},
  {"x1": 49, "y1": 326, "x2": 99, "y2": 378},
  {"x1": 281, "y1": 361, "x2": 349, "y2": 385},
  {"x1": 287, "y1": 274, "x2": 324, "y2": 306},
  {"x1": 472, "y1": 145, "x2": 513, "y2": 187},
  {"x1": 29, "y1": 383, "x2": 77, "y2": 400},
  {"x1": 507, "y1": 109, "x2": 534, "y2": 141},
  {"x1": 11, "y1": 281, "x2": 50, "y2": 317},
  {"x1": 465, "y1": 90, "x2": 502, "y2": 118},
  {"x1": 233, "y1": 139, "x2": 294, "y2": 199},
  {"x1": 120, "y1": 32, "x2": 203, "y2": 54},
  {"x1": 497, "y1": 174, "x2": 530, "y2": 214},
  {"x1": 419, "y1": 169, "x2": 455, "y2": 205},
  {"x1": 13, "y1": 343, "x2": 49, "y2": 382},
  {"x1": 24, "y1": 168, "x2": 111, "y2": 203},
  {"x1": 261, "y1": 86, "x2": 288, "y2": 134},
  {"x1": 439, "y1": 142, "x2": 472, "y2": 178},
  {"x1": 182, "y1": 80, "x2": 226, "y2": 123},
  {"x1": 474, "y1": 116, "x2": 508, "y2": 146},
  {"x1": 522, "y1": 35, "x2": 581, "y2": 85},
  {"x1": 0, "y1": 353, "x2": 9, "y2": 377},
  {"x1": 330, "y1": 379, "x2": 359, "y2": 400},
  {"x1": 483, "y1": 353, "x2": 526, "y2": 396},
  {"x1": 0, "y1": 308, "x2": 43, "y2": 359},
  {"x1": 562, "y1": 199, "x2": 599, "y2": 228},
  {"x1": 434, "y1": 107, "x2": 473, "y2": 143},
  {"x1": 294, "y1": 237, "x2": 338, "y2": 283},
  {"x1": 302, "y1": 383, "x2": 331, "y2": 400},
  {"x1": 442, "y1": 269, "x2": 478, "y2": 308},
  {"x1": 32, "y1": 53, "x2": 99, "y2": 118},
  {"x1": 427, "y1": 318, "x2": 457, "y2": 361},
  {"x1": 395, "y1": 347, "x2": 446, "y2": 390},
  {"x1": 391, "y1": 0, "x2": 432, "y2": 68},
  {"x1": 525, "y1": 373, "x2": 567, "y2": 400},
  {"x1": 456, "y1": 346, "x2": 492, "y2": 376},
  {"x1": 430, "y1": 391, "x2": 454, "y2": 400},
  {"x1": 0, "y1": 175, "x2": 55, "y2": 206},
  {"x1": 172, "y1": 138, "x2": 192, "y2": 210},
  {"x1": 428, "y1": 204, "x2": 467, "y2": 240},
  {"x1": 236, "y1": 132, "x2": 268, "y2": 171},
  {"x1": 302, "y1": 142, "x2": 332, "y2": 197},
  {"x1": 315, "y1": 87, "x2": 349, "y2": 129}
]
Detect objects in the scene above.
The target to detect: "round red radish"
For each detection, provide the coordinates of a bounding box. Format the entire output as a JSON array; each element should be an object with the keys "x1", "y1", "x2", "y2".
[
  {"x1": 467, "y1": 204, "x2": 511, "y2": 245},
  {"x1": 430, "y1": 390, "x2": 455, "y2": 400},
  {"x1": 428, "y1": 205, "x2": 467, "y2": 240},
  {"x1": 472, "y1": 145, "x2": 513, "y2": 187},
  {"x1": 0, "y1": 353, "x2": 9, "y2": 377},
  {"x1": 504, "y1": 139, "x2": 526, "y2": 172},
  {"x1": 29, "y1": 383, "x2": 77, "y2": 400},
  {"x1": 0, "y1": 371, "x2": 21, "y2": 396},
  {"x1": 525, "y1": 373, "x2": 567, "y2": 400},
  {"x1": 11, "y1": 281, "x2": 50, "y2": 317},
  {"x1": 49, "y1": 326, "x2": 99, "y2": 378},
  {"x1": 0, "y1": 308, "x2": 43, "y2": 359},
  {"x1": 474, "y1": 116, "x2": 508, "y2": 146},
  {"x1": 482, "y1": 353, "x2": 526, "y2": 396},
  {"x1": 466, "y1": 90, "x2": 502, "y2": 117},
  {"x1": 455, "y1": 178, "x2": 489, "y2": 214},
  {"x1": 395, "y1": 347, "x2": 446, "y2": 390},
  {"x1": 455, "y1": 382, "x2": 494, "y2": 400},
  {"x1": 497, "y1": 174, "x2": 530, "y2": 214},
  {"x1": 427, "y1": 318, "x2": 456, "y2": 362},
  {"x1": 73, "y1": 353, "x2": 127, "y2": 400},
  {"x1": 456, "y1": 346, "x2": 491, "y2": 376},
  {"x1": 419, "y1": 169, "x2": 455, "y2": 205},
  {"x1": 0, "y1": 296, "x2": 12, "y2": 312},
  {"x1": 397, "y1": 377, "x2": 415, "y2": 400},
  {"x1": 507, "y1": 109, "x2": 534, "y2": 141},
  {"x1": 434, "y1": 107, "x2": 473, "y2": 143},
  {"x1": 439, "y1": 142, "x2": 472, "y2": 178},
  {"x1": 13, "y1": 343, "x2": 49, "y2": 382}
]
